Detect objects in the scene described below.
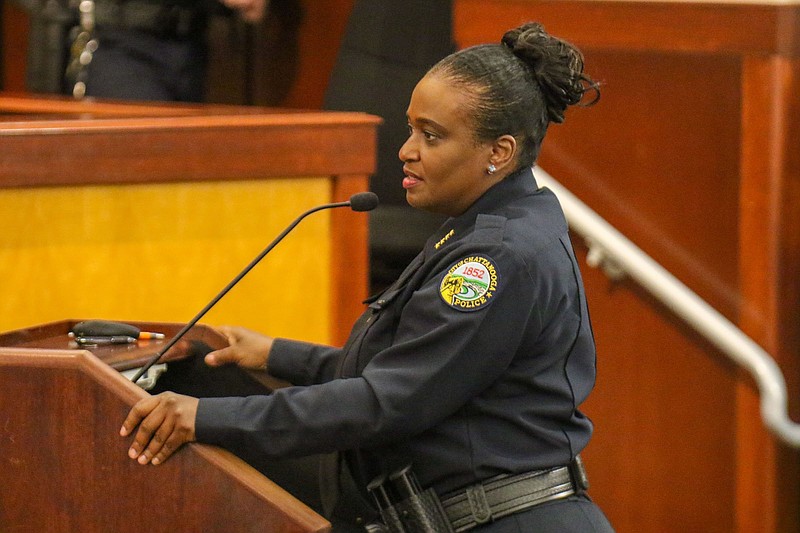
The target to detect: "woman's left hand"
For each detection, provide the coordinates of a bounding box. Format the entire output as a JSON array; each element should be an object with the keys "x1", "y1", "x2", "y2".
[{"x1": 120, "y1": 392, "x2": 199, "y2": 465}]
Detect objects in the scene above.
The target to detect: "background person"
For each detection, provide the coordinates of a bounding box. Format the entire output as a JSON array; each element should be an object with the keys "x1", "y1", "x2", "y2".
[
  {"x1": 80, "y1": 0, "x2": 268, "y2": 101},
  {"x1": 120, "y1": 22, "x2": 614, "y2": 532},
  {"x1": 12, "y1": 0, "x2": 268, "y2": 101}
]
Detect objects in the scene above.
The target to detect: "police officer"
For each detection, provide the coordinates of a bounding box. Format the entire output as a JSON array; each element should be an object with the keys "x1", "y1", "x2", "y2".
[
  {"x1": 120, "y1": 22, "x2": 615, "y2": 532},
  {"x1": 84, "y1": 0, "x2": 268, "y2": 101},
  {"x1": 13, "y1": 0, "x2": 267, "y2": 101}
]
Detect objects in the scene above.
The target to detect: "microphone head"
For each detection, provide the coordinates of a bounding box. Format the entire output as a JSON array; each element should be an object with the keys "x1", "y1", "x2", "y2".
[{"x1": 349, "y1": 192, "x2": 380, "y2": 212}]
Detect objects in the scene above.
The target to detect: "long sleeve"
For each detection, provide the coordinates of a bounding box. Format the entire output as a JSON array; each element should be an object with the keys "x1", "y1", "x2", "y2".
[{"x1": 267, "y1": 338, "x2": 342, "y2": 386}]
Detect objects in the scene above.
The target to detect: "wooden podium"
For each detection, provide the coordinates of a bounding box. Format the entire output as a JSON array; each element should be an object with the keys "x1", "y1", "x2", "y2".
[{"x1": 0, "y1": 320, "x2": 329, "y2": 532}]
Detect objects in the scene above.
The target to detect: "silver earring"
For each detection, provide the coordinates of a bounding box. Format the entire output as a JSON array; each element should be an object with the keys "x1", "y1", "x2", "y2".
[{"x1": 487, "y1": 164, "x2": 497, "y2": 175}]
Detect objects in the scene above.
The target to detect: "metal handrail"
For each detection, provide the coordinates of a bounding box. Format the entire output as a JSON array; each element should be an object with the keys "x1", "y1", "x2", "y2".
[{"x1": 534, "y1": 166, "x2": 800, "y2": 447}]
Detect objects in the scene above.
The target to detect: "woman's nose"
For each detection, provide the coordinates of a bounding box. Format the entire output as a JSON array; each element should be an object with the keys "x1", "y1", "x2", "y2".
[{"x1": 398, "y1": 136, "x2": 417, "y2": 162}]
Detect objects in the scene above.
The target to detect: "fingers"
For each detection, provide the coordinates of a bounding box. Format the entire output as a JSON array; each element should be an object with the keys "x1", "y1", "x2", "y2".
[
  {"x1": 120, "y1": 393, "x2": 198, "y2": 466},
  {"x1": 119, "y1": 395, "x2": 160, "y2": 437},
  {"x1": 215, "y1": 325, "x2": 244, "y2": 348},
  {"x1": 204, "y1": 345, "x2": 239, "y2": 367},
  {"x1": 206, "y1": 326, "x2": 242, "y2": 366},
  {"x1": 206, "y1": 325, "x2": 272, "y2": 370}
]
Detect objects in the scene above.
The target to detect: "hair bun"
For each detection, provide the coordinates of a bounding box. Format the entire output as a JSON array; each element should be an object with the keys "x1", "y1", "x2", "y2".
[{"x1": 502, "y1": 22, "x2": 597, "y2": 123}]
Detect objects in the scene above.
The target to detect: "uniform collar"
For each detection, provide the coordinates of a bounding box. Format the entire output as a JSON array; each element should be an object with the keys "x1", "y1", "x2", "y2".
[
  {"x1": 457, "y1": 166, "x2": 538, "y2": 221},
  {"x1": 423, "y1": 167, "x2": 539, "y2": 256}
]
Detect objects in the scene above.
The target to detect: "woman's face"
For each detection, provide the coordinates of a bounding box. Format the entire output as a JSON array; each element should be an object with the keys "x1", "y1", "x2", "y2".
[{"x1": 399, "y1": 73, "x2": 501, "y2": 217}]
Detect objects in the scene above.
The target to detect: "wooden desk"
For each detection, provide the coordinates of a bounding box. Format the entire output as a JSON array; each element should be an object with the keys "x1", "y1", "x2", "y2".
[
  {"x1": 0, "y1": 94, "x2": 381, "y2": 347},
  {"x1": 455, "y1": 2, "x2": 800, "y2": 533}
]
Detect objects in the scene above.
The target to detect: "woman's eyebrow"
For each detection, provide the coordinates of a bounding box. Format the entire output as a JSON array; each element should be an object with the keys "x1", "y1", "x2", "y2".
[{"x1": 410, "y1": 116, "x2": 448, "y2": 133}]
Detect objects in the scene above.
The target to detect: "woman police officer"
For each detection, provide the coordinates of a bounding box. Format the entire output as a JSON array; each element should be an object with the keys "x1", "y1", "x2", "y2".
[{"x1": 120, "y1": 22, "x2": 614, "y2": 532}]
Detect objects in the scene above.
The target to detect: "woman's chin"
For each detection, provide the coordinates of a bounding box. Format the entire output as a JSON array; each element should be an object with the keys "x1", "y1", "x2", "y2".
[{"x1": 406, "y1": 190, "x2": 429, "y2": 209}]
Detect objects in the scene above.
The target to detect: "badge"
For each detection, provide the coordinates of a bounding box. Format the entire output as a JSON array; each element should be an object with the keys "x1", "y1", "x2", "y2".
[{"x1": 439, "y1": 255, "x2": 499, "y2": 311}]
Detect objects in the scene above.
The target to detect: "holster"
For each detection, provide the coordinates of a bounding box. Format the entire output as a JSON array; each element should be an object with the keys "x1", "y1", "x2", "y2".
[{"x1": 366, "y1": 465, "x2": 454, "y2": 533}]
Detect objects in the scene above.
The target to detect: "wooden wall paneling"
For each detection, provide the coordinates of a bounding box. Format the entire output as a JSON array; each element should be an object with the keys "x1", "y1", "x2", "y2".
[
  {"x1": 737, "y1": 52, "x2": 800, "y2": 533},
  {"x1": 455, "y1": 0, "x2": 800, "y2": 56},
  {"x1": 534, "y1": 45, "x2": 743, "y2": 533},
  {"x1": 576, "y1": 248, "x2": 739, "y2": 531},
  {"x1": 330, "y1": 172, "x2": 372, "y2": 344},
  {"x1": 0, "y1": 1, "x2": 29, "y2": 92}
]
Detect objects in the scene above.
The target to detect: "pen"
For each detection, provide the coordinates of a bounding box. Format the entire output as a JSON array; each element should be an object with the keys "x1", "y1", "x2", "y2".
[
  {"x1": 75, "y1": 335, "x2": 137, "y2": 345},
  {"x1": 68, "y1": 331, "x2": 166, "y2": 340},
  {"x1": 137, "y1": 331, "x2": 166, "y2": 340}
]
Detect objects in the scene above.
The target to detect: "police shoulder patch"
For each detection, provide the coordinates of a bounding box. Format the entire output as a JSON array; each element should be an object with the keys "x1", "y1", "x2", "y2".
[{"x1": 439, "y1": 255, "x2": 499, "y2": 312}]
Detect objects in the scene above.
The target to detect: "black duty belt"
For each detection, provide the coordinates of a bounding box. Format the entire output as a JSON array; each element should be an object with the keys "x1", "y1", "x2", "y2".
[
  {"x1": 93, "y1": 1, "x2": 207, "y2": 38},
  {"x1": 440, "y1": 456, "x2": 590, "y2": 532}
]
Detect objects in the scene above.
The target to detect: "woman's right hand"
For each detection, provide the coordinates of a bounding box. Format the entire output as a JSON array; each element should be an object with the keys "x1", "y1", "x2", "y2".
[{"x1": 205, "y1": 325, "x2": 274, "y2": 371}]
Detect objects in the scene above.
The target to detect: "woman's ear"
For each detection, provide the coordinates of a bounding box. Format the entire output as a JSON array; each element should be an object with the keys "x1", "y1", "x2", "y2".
[{"x1": 490, "y1": 134, "x2": 518, "y2": 174}]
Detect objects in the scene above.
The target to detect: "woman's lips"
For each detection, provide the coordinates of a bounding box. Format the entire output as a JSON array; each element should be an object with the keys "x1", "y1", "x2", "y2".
[
  {"x1": 402, "y1": 171, "x2": 422, "y2": 189},
  {"x1": 402, "y1": 176, "x2": 420, "y2": 189}
]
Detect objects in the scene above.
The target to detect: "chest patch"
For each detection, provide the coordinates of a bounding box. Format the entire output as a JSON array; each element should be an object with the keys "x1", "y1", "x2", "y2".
[{"x1": 439, "y1": 255, "x2": 499, "y2": 312}]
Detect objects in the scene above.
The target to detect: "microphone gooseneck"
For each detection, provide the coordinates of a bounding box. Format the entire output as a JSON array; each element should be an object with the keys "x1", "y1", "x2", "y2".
[{"x1": 130, "y1": 192, "x2": 379, "y2": 384}]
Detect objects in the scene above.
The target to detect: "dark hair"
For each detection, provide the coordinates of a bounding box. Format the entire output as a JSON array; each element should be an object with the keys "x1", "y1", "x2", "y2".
[{"x1": 429, "y1": 22, "x2": 599, "y2": 170}]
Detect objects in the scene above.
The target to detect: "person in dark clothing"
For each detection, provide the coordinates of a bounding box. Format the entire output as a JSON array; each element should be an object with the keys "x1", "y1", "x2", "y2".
[
  {"x1": 12, "y1": 0, "x2": 267, "y2": 101},
  {"x1": 83, "y1": 0, "x2": 267, "y2": 101},
  {"x1": 120, "y1": 22, "x2": 614, "y2": 532}
]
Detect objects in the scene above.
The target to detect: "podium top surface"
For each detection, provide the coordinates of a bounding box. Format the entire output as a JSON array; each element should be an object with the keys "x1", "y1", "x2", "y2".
[{"x1": 0, "y1": 319, "x2": 225, "y2": 371}]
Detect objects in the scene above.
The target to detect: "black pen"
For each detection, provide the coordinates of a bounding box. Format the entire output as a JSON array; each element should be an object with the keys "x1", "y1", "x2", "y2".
[{"x1": 75, "y1": 335, "x2": 137, "y2": 345}]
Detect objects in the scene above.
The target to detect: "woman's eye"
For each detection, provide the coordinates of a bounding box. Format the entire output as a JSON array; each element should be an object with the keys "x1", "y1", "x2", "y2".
[{"x1": 406, "y1": 124, "x2": 439, "y2": 142}]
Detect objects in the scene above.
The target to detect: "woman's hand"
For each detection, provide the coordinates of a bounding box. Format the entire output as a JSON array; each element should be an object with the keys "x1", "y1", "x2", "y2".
[
  {"x1": 119, "y1": 326, "x2": 272, "y2": 464},
  {"x1": 120, "y1": 392, "x2": 199, "y2": 465},
  {"x1": 205, "y1": 325, "x2": 274, "y2": 371}
]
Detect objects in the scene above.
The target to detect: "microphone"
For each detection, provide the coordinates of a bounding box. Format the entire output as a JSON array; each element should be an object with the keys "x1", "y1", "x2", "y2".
[
  {"x1": 349, "y1": 191, "x2": 379, "y2": 212},
  {"x1": 130, "y1": 192, "x2": 379, "y2": 384}
]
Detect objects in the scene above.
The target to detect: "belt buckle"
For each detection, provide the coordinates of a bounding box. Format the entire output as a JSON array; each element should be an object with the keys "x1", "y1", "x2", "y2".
[{"x1": 465, "y1": 484, "x2": 492, "y2": 525}]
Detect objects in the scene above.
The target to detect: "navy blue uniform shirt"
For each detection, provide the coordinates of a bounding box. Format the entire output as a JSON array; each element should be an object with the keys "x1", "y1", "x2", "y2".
[{"x1": 196, "y1": 167, "x2": 597, "y2": 495}]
